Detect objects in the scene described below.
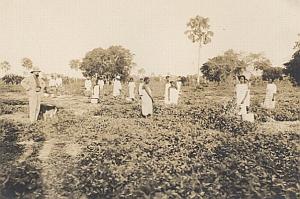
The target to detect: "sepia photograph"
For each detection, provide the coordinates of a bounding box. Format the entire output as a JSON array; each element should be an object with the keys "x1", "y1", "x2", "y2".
[{"x1": 0, "y1": 0, "x2": 299, "y2": 198}]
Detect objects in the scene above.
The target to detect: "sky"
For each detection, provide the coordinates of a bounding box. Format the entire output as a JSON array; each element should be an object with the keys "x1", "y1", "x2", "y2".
[{"x1": 0, "y1": 0, "x2": 300, "y2": 77}]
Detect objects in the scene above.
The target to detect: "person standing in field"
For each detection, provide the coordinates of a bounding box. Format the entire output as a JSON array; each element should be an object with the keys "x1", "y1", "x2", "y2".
[
  {"x1": 235, "y1": 75, "x2": 250, "y2": 116},
  {"x1": 128, "y1": 77, "x2": 136, "y2": 101},
  {"x1": 164, "y1": 76, "x2": 171, "y2": 104},
  {"x1": 138, "y1": 77, "x2": 144, "y2": 99},
  {"x1": 113, "y1": 75, "x2": 122, "y2": 97},
  {"x1": 48, "y1": 75, "x2": 57, "y2": 97},
  {"x1": 21, "y1": 67, "x2": 46, "y2": 123},
  {"x1": 84, "y1": 77, "x2": 92, "y2": 96},
  {"x1": 169, "y1": 81, "x2": 179, "y2": 105},
  {"x1": 141, "y1": 77, "x2": 154, "y2": 117},
  {"x1": 98, "y1": 76, "x2": 105, "y2": 96},
  {"x1": 176, "y1": 76, "x2": 182, "y2": 94},
  {"x1": 92, "y1": 80, "x2": 100, "y2": 100},
  {"x1": 263, "y1": 78, "x2": 277, "y2": 109}
]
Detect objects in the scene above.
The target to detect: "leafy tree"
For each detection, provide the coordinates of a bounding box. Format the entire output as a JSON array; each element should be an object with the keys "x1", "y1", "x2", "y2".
[
  {"x1": 69, "y1": 59, "x2": 81, "y2": 71},
  {"x1": 201, "y1": 50, "x2": 246, "y2": 82},
  {"x1": 243, "y1": 53, "x2": 272, "y2": 71},
  {"x1": 137, "y1": 68, "x2": 146, "y2": 77},
  {"x1": 262, "y1": 67, "x2": 283, "y2": 81},
  {"x1": 284, "y1": 34, "x2": 300, "y2": 85},
  {"x1": 0, "y1": 61, "x2": 11, "y2": 74},
  {"x1": 80, "y1": 46, "x2": 135, "y2": 80},
  {"x1": 185, "y1": 15, "x2": 213, "y2": 84},
  {"x1": 21, "y1": 58, "x2": 33, "y2": 71}
]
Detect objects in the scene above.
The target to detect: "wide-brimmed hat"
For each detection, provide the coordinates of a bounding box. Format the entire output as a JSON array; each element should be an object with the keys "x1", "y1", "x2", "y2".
[{"x1": 30, "y1": 67, "x2": 41, "y2": 73}]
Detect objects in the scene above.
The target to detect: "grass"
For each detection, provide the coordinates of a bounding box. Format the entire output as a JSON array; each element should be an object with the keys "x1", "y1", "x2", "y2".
[{"x1": 0, "y1": 79, "x2": 299, "y2": 198}]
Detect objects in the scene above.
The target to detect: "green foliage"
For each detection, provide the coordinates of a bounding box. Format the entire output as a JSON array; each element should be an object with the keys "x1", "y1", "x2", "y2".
[
  {"x1": 80, "y1": 45, "x2": 135, "y2": 80},
  {"x1": 262, "y1": 67, "x2": 283, "y2": 81},
  {"x1": 0, "y1": 99, "x2": 27, "y2": 115},
  {"x1": 284, "y1": 50, "x2": 300, "y2": 86},
  {"x1": 201, "y1": 50, "x2": 246, "y2": 82},
  {"x1": 69, "y1": 59, "x2": 81, "y2": 71},
  {"x1": 1, "y1": 161, "x2": 44, "y2": 199},
  {"x1": 2, "y1": 74, "x2": 24, "y2": 85},
  {"x1": 21, "y1": 58, "x2": 33, "y2": 71},
  {"x1": 0, "y1": 120, "x2": 45, "y2": 199},
  {"x1": 252, "y1": 97, "x2": 300, "y2": 122},
  {"x1": 63, "y1": 125, "x2": 299, "y2": 198},
  {"x1": 185, "y1": 15, "x2": 213, "y2": 45},
  {"x1": 0, "y1": 61, "x2": 11, "y2": 73},
  {"x1": 201, "y1": 50, "x2": 272, "y2": 82}
]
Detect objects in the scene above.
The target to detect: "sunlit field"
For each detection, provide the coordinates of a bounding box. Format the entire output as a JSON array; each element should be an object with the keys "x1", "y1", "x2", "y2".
[{"x1": 0, "y1": 79, "x2": 299, "y2": 198}]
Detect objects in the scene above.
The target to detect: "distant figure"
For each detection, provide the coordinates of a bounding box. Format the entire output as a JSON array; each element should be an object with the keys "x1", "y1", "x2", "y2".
[
  {"x1": 84, "y1": 77, "x2": 92, "y2": 96},
  {"x1": 21, "y1": 67, "x2": 46, "y2": 123},
  {"x1": 263, "y1": 78, "x2": 277, "y2": 109},
  {"x1": 113, "y1": 75, "x2": 122, "y2": 97},
  {"x1": 56, "y1": 76, "x2": 63, "y2": 87},
  {"x1": 164, "y1": 76, "x2": 171, "y2": 104},
  {"x1": 49, "y1": 75, "x2": 56, "y2": 88},
  {"x1": 141, "y1": 77, "x2": 154, "y2": 117},
  {"x1": 138, "y1": 77, "x2": 144, "y2": 99},
  {"x1": 169, "y1": 81, "x2": 179, "y2": 105},
  {"x1": 92, "y1": 81, "x2": 100, "y2": 99},
  {"x1": 48, "y1": 75, "x2": 57, "y2": 97},
  {"x1": 176, "y1": 76, "x2": 182, "y2": 94},
  {"x1": 235, "y1": 75, "x2": 250, "y2": 115},
  {"x1": 98, "y1": 76, "x2": 105, "y2": 95},
  {"x1": 128, "y1": 77, "x2": 136, "y2": 101}
]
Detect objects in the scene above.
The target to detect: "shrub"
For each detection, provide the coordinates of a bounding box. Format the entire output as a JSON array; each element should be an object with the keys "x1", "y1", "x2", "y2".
[
  {"x1": 2, "y1": 74, "x2": 24, "y2": 85},
  {"x1": 262, "y1": 67, "x2": 283, "y2": 81}
]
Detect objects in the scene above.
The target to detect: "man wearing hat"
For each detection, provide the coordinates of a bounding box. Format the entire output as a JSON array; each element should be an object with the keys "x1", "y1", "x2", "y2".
[{"x1": 21, "y1": 67, "x2": 45, "y2": 123}]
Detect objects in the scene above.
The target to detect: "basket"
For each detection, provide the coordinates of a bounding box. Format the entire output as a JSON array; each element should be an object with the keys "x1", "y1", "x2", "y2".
[{"x1": 90, "y1": 98, "x2": 99, "y2": 104}]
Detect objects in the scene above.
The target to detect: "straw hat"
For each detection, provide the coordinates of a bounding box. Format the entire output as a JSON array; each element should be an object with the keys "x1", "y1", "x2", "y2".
[{"x1": 30, "y1": 67, "x2": 41, "y2": 73}]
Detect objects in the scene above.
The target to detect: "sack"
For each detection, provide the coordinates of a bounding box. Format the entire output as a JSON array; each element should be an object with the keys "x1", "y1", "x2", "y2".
[
  {"x1": 242, "y1": 113, "x2": 254, "y2": 122},
  {"x1": 90, "y1": 98, "x2": 98, "y2": 104}
]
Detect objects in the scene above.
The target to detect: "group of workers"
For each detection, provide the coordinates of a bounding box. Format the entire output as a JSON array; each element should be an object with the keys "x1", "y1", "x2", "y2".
[
  {"x1": 20, "y1": 67, "x2": 277, "y2": 123},
  {"x1": 235, "y1": 75, "x2": 277, "y2": 121},
  {"x1": 84, "y1": 75, "x2": 183, "y2": 117}
]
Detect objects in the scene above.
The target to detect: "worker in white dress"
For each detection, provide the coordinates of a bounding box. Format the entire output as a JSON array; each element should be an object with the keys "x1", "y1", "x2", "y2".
[
  {"x1": 176, "y1": 76, "x2": 182, "y2": 94},
  {"x1": 48, "y1": 75, "x2": 57, "y2": 97},
  {"x1": 84, "y1": 77, "x2": 92, "y2": 96},
  {"x1": 98, "y1": 76, "x2": 105, "y2": 95},
  {"x1": 141, "y1": 77, "x2": 154, "y2": 117},
  {"x1": 235, "y1": 75, "x2": 250, "y2": 115},
  {"x1": 138, "y1": 77, "x2": 144, "y2": 99},
  {"x1": 128, "y1": 77, "x2": 136, "y2": 101},
  {"x1": 93, "y1": 81, "x2": 100, "y2": 99},
  {"x1": 113, "y1": 75, "x2": 122, "y2": 97},
  {"x1": 263, "y1": 78, "x2": 277, "y2": 109},
  {"x1": 164, "y1": 76, "x2": 171, "y2": 104},
  {"x1": 169, "y1": 81, "x2": 179, "y2": 105}
]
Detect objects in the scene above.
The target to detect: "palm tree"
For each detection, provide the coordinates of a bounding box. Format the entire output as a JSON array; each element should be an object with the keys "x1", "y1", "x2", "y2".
[{"x1": 185, "y1": 16, "x2": 213, "y2": 84}]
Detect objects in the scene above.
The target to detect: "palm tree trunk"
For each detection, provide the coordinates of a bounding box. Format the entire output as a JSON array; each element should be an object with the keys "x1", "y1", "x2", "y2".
[{"x1": 197, "y1": 43, "x2": 202, "y2": 85}]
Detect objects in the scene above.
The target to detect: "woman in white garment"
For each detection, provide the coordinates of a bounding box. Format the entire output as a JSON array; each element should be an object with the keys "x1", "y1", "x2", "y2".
[
  {"x1": 138, "y1": 77, "x2": 144, "y2": 99},
  {"x1": 128, "y1": 77, "x2": 136, "y2": 101},
  {"x1": 169, "y1": 81, "x2": 179, "y2": 105},
  {"x1": 84, "y1": 77, "x2": 92, "y2": 96},
  {"x1": 235, "y1": 75, "x2": 250, "y2": 115},
  {"x1": 141, "y1": 77, "x2": 154, "y2": 117},
  {"x1": 164, "y1": 76, "x2": 171, "y2": 104},
  {"x1": 176, "y1": 76, "x2": 182, "y2": 94},
  {"x1": 97, "y1": 76, "x2": 105, "y2": 96},
  {"x1": 113, "y1": 75, "x2": 122, "y2": 97},
  {"x1": 263, "y1": 78, "x2": 277, "y2": 109}
]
